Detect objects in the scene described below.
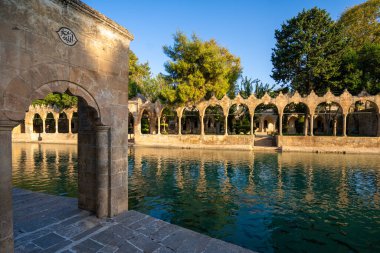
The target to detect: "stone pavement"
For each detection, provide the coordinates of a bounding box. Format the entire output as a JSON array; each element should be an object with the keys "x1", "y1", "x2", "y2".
[{"x1": 13, "y1": 188, "x2": 255, "y2": 253}]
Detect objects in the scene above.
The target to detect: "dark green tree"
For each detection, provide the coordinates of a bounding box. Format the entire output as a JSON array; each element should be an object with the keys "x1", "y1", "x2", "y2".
[
  {"x1": 32, "y1": 93, "x2": 77, "y2": 109},
  {"x1": 162, "y1": 32, "x2": 242, "y2": 104},
  {"x1": 271, "y1": 7, "x2": 346, "y2": 95}
]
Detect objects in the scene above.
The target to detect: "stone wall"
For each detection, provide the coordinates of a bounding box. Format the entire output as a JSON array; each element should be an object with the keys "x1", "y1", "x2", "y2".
[
  {"x1": 12, "y1": 133, "x2": 77, "y2": 144},
  {"x1": 135, "y1": 134, "x2": 255, "y2": 150},
  {"x1": 277, "y1": 135, "x2": 380, "y2": 153}
]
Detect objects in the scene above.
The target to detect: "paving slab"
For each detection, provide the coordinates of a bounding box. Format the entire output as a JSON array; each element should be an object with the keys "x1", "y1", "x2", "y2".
[{"x1": 13, "y1": 188, "x2": 256, "y2": 253}]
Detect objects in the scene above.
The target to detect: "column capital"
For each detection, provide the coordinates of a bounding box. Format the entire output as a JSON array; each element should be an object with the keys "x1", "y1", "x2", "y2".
[{"x1": 0, "y1": 120, "x2": 19, "y2": 131}]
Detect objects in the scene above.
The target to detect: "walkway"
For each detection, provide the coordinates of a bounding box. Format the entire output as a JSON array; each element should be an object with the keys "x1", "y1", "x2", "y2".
[{"x1": 13, "y1": 188, "x2": 254, "y2": 253}]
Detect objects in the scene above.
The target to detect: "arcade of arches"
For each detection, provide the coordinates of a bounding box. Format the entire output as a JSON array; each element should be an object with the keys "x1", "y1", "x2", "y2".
[
  {"x1": 12, "y1": 105, "x2": 78, "y2": 143},
  {"x1": 128, "y1": 90, "x2": 380, "y2": 149}
]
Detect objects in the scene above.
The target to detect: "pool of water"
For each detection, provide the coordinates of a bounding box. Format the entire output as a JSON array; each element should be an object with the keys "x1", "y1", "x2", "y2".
[{"x1": 12, "y1": 143, "x2": 380, "y2": 253}]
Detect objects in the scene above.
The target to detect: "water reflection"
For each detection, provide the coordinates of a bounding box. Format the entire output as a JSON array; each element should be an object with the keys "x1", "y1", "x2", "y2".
[
  {"x1": 129, "y1": 147, "x2": 380, "y2": 253},
  {"x1": 11, "y1": 143, "x2": 380, "y2": 253},
  {"x1": 12, "y1": 143, "x2": 77, "y2": 197}
]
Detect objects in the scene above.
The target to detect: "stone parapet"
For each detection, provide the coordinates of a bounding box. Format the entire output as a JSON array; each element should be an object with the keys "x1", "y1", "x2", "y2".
[
  {"x1": 135, "y1": 134, "x2": 255, "y2": 150},
  {"x1": 277, "y1": 135, "x2": 380, "y2": 153}
]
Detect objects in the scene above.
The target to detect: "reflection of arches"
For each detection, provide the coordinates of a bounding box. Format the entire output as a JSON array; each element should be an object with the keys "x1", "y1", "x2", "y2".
[
  {"x1": 228, "y1": 104, "x2": 251, "y2": 135},
  {"x1": 58, "y1": 112, "x2": 69, "y2": 133},
  {"x1": 33, "y1": 114, "x2": 43, "y2": 133},
  {"x1": 45, "y1": 112, "x2": 56, "y2": 133},
  {"x1": 283, "y1": 103, "x2": 308, "y2": 135},
  {"x1": 347, "y1": 101, "x2": 378, "y2": 136},
  {"x1": 161, "y1": 107, "x2": 178, "y2": 134},
  {"x1": 182, "y1": 107, "x2": 200, "y2": 134},
  {"x1": 204, "y1": 105, "x2": 224, "y2": 135},
  {"x1": 314, "y1": 102, "x2": 343, "y2": 136},
  {"x1": 141, "y1": 110, "x2": 150, "y2": 134},
  {"x1": 254, "y1": 103, "x2": 278, "y2": 134}
]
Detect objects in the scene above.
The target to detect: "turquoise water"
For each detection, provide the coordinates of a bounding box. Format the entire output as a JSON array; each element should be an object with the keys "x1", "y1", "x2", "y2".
[{"x1": 12, "y1": 143, "x2": 380, "y2": 253}]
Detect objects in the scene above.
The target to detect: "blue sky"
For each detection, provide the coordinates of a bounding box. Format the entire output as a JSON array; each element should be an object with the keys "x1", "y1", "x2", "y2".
[{"x1": 83, "y1": 0, "x2": 366, "y2": 85}]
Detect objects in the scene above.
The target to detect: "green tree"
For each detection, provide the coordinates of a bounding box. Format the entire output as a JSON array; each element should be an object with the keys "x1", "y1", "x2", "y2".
[
  {"x1": 128, "y1": 50, "x2": 151, "y2": 98},
  {"x1": 338, "y1": 0, "x2": 380, "y2": 50},
  {"x1": 357, "y1": 43, "x2": 380, "y2": 94},
  {"x1": 32, "y1": 93, "x2": 78, "y2": 109},
  {"x1": 163, "y1": 32, "x2": 242, "y2": 104},
  {"x1": 237, "y1": 77, "x2": 275, "y2": 99},
  {"x1": 271, "y1": 7, "x2": 346, "y2": 95}
]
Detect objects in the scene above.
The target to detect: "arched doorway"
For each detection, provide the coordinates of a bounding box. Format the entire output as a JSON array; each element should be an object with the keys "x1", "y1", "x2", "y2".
[
  {"x1": 228, "y1": 104, "x2": 251, "y2": 135},
  {"x1": 283, "y1": 103, "x2": 309, "y2": 135},
  {"x1": 140, "y1": 110, "x2": 151, "y2": 134},
  {"x1": 254, "y1": 103, "x2": 278, "y2": 135},
  {"x1": 58, "y1": 112, "x2": 69, "y2": 133},
  {"x1": 32, "y1": 114, "x2": 43, "y2": 133},
  {"x1": 181, "y1": 107, "x2": 200, "y2": 135},
  {"x1": 160, "y1": 107, "x2": 178, "y2": 134},
  {"x1": 347, "y1": 101, "x2": 378, "y2": 136},
  {"x1": 314, "y1": 102, "x2": 343, "y2": 136},
  {"x1": 71, "y1": 112, "x2": 79, "y2": 134},
  {"x1": 45, "y1": 112, "x2": 56, "y2": 133},
  {"x1": 204, "y1": 105, "x2": 224, "y2": 135}
]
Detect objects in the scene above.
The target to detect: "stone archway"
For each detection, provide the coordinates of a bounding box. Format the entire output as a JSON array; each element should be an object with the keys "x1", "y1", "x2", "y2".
[{"x1": 0, "y1": 0, "x2": 133, "y2": 251}]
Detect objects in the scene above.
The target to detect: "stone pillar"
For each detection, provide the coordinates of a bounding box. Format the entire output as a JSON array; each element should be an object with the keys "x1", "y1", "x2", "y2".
[
  {"x1": 333, "y1": 119, "x2": 337, "y2": 136},
  {"x1": 178, "y1": 116, "x2": 182, "y2": 135},
  {"x1": 55, "y1": 117, "x2": 59, "y2": 133},
  {"x1": 95, "y1": 125, "x2": 110, "y2": 218},
  {"x1": 68, "y1": 116, "x2": 72, "y2": 134},
  {"x1": 304, "y1": 116, "x2": 309, "y2": 136},
  {"x1": 224, "y1": 115, "x2": 228, "y2": 135},
  {"x1": 279, "y1": 113, "x2": 283, "y2": 136},
  {"x1": 200, "y1": 115, "x2": 204, "y2": 135},
  {"x1": 250, "y1": 114, "x2": 254, "y2": 135},
  {"x1": 310, "y1": 114, "x2": 314, "y2": 136},
  {"x1": 42, "y1": 116, "x2": 46, "y2": 133},
  {"x1": 0, "y1": 121, "x2": 16, "y2": 252},
  {"x1": 343, "y1": 114, "x2": 347, "y2": 136},
  {"x1": 157, "y1": 117, "x2": 161, "y2": 135}
]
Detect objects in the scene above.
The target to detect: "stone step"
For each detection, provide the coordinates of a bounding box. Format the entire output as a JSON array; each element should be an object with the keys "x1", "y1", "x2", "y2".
[{"x1": 254, "y1": 136, "x2": 275, "y2": 147}]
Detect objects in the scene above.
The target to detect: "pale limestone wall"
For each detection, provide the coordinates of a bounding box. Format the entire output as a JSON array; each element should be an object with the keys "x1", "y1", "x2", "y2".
[
  {"x1": 134, "y1": 134, "x2": 255, "y2": 150},
  {"x1": 277, "y1": 136, "x2": 380, "y2": 153},
  {"x1": 12, "y1": 133, "x2": 77, "y2": 144}
]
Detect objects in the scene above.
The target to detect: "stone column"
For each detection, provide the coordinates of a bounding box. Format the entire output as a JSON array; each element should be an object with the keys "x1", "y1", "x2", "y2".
[
  {"x1": 178, "y1": 116, "x2": 182, "y2": 135},
  {"x1": 68, "y1": 115, "x2": 72, "y2": 134},
  {"x1": 0, "y1": 121, "x2": 16, "y2": 252},
  {"x1": 343, "y1": 114, "x2": 347, "y2": 136},
  {"x1": 310, "y1": 114, "x2": 314, "y2": 136},
  {"x1": 224, "y1": 115, "x2": 228, "y2": 135},
  {"x1": 200, "y1": 115, "x2": 204, "y2": 135},
  {"x1": 42, "y1": 116, "x2": 46, "y2": 133},
  {"x1": 250, "y1": 114, "x2": 254, "y2": 135},
  {"x1": 55, "y1": 117, "x2": 59, "y2": 133},
  {"x1": 157, "y1": 116, "x2": 161, "y2": 135},
  {"x1": 279, "y1": 113, "x2": 283, "y2": 136},
  {"x1": 304, "y1": 116, "x2": 309, "y2": 136},
  {"x1": 333, "y1": 119, "x2": 337, "y2": 136},
  {"x1": 95, "y1": 125, "x2": 110, "y2": 218}
]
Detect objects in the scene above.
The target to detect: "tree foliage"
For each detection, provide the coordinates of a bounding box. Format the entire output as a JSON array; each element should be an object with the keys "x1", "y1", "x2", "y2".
[
  {"x1": 338, "y1": 0, "x2": 380, "y2": 50},
  {"x1": 237, "y1": 77, "x2": 275, "y2": 99},
  {"x1": 128, "y1": 50, "x2": 151, "y2": 99},
  {"x1": 271, "y1": 7, "x2": 346, "y2": 95},
  {"x1": 162, "y1": 32, "x2": 242, "y2": 104},
  {"x1": 32, "y1": 93, "x2": 78, "y2": 109}
]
